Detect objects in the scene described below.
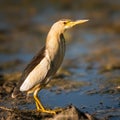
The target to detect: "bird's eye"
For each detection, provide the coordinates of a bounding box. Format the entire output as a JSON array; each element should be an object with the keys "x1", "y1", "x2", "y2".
[{"x1": 63, "y1": 22, "x2": 67, "y2": 24}]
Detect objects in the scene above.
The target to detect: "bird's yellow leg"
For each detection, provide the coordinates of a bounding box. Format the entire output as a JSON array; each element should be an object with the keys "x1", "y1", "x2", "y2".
[
  {"x1": 35, "y1": 99, "x2": 41, "y2": 110},
  {"x1": 34, "y1": 89, "x2": 44, "y2": 111},
  {"x1": 34, "y1": 88, "x2": 62, "y2": 114}
]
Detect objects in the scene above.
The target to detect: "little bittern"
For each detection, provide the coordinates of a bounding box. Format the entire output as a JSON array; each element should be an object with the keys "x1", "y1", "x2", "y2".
[{"x1": 12, "y1": 19, "x2": 88, "y2": 114}]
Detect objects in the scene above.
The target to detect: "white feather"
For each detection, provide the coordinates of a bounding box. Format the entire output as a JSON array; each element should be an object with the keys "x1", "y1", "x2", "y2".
[{"x1": 20, "y1": 56, "x2": 50, "y2": 91}]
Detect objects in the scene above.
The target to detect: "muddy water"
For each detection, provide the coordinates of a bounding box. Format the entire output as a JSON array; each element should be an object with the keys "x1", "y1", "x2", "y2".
[{"x1": 0, "y1": 0, "x2": 120, "y2": 120}]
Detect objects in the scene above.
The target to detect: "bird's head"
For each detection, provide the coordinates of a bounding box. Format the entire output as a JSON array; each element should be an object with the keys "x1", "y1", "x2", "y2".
[
  {"x1": 50, "y1": 19, "x2": 89, "y2": 34},
  {"x1": 63, "y1": 19, "x2": 89, "y2": 30}
]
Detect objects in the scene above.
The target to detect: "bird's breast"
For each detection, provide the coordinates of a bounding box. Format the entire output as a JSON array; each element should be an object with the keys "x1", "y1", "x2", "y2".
[
  {"x1": 46, "y1": 33, "x2": 65, "y2": 75},
  {"x1": 52, "y1": 34, "x2": 65, "y2": 74}
]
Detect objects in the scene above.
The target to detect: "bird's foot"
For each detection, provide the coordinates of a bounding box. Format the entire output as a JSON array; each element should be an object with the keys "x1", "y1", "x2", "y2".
[{"x1": 37, "y1": 108, "x2": 62, "y2": 115}]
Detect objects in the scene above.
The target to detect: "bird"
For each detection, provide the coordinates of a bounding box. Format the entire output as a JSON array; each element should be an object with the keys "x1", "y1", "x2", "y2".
[{"x1": 11, "y1": 19, "x2": 88, "y2": 114}]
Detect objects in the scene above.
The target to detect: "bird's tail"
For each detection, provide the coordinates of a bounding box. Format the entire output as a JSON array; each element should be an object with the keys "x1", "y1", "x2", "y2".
[{"x1": 11, "y1": 87, "x2": 22, "y2": 98}]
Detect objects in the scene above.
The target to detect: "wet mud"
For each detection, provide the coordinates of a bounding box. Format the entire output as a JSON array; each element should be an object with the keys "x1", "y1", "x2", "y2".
[{"x1": 0, "y1": 73, "x2": 97, "y2": 120}]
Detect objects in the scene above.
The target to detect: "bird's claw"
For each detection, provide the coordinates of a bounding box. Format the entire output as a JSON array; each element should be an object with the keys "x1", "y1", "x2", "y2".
[{"x1": 37, "y1": 108, "x2": 62, "y2": 115}]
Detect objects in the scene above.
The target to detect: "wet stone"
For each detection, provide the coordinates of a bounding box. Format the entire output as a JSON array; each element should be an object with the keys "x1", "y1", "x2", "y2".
[{"x1": 0, "y1": 105, "x2": 98, "y2": 120}]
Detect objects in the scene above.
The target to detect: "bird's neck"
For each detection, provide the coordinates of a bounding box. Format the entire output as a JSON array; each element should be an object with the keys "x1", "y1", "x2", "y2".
[{"x1": 45, "y1": 30, "x2": 65, "y2": 61}]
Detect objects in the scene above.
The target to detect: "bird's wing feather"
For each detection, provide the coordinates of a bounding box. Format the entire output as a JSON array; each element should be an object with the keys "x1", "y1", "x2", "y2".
[
  {"x1": 20, "y1": 56, "x2": 50, "y2": 91},
  {"x1": 12, "y1": 47, "x2": 47, "y2": 97}
]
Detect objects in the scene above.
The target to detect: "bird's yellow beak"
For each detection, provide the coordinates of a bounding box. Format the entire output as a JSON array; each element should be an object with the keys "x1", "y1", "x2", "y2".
[{"x1": 65, "y1": 19, "x2": 89, "y2": 29}]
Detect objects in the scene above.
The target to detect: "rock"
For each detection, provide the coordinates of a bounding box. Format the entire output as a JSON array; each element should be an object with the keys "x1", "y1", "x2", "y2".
[
  {"x1": 50, "y1": 105, "x2": 98, "y2": 120},
  {"x1": 0, "y1": 105, "x2": 98, "y2": 120}
]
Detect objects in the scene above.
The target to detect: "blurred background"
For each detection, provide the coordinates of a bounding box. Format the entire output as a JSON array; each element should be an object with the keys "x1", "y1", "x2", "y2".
[
  {"x1": 0, "y1": 0, "x2": 120, "y2": 72},
  {"x1": 0, "y1": 0, "x2": 120, "y2": 119}
]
